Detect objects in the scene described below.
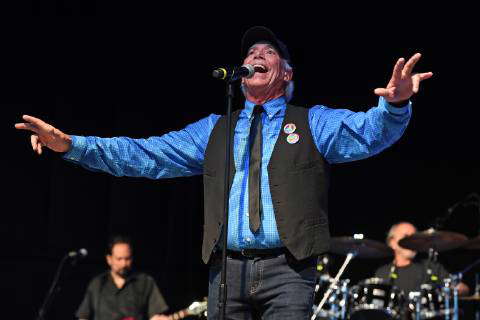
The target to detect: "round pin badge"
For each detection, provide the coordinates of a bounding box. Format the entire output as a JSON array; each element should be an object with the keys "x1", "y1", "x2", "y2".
[
  {"x1": 286, "y1": 133, "x2": 300, "y2": 144},
  {"x1": 283, "y1": 123, "x2": 296, "y2": 134}
]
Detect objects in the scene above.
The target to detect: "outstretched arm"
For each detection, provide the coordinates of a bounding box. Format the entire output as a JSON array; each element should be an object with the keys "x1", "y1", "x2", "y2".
[
  {"x1": 15, "y1": 114, "x2": 221, "y2": 179},
  {"x1": 310, "y1": 53, "x2": 432, "y2": 163}
]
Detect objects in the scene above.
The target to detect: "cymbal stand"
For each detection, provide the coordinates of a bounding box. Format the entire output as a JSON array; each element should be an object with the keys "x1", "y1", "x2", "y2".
[
  {"x1": 425, "y1": 248, "x2": 439, "y2": 284},
  {"x1": 339, "y1": 279, "x2": 350, "y2": 320},
  {"x1": 409, "y1": 291, "x2": 421, "y2": 320},
  {"x1": 311, "y1": 252, "x2": 357, "y2": 320},
  {"x1": 441, "y1": 278, "x2": 453, "y2": 320},
  {"x1": 440, "y1": 274, "x2": 460, "y2": 320},
  {"x1": 435, "y1": 192, "x2": 479, "y2": 230}
]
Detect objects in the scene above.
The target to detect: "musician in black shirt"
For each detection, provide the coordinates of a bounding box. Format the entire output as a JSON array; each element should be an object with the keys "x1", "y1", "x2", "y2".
[
  {"x1": 374, "y1": 222, "x2": 469, "y2": 295},
  {"x1": 76, "y1": 235, "x2": 169, "y2": 320}
]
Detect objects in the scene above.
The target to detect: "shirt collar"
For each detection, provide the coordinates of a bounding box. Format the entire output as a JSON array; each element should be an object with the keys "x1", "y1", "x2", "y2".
[
  {"x1": 106, "y1": 271, "x2": 138, "y2": 285},
  {"x1": 244, "y1": 96, "x2": 286, "y2": 120}
]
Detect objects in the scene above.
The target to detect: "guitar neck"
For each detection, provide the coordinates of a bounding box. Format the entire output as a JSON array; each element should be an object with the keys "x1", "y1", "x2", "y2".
[{"x1": 168, "y1": 308, "x2": 190, "y2": 320}]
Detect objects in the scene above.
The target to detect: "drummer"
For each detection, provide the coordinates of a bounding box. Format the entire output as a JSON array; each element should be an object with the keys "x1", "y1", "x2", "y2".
[{"x1": 374, "y1": 222, "x2": 469, "y2": 295}]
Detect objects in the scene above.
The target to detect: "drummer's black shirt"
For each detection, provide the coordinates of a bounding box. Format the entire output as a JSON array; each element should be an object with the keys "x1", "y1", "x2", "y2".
[{"x1": 375, "y1": 259, "x2": 450, "y2": 294}]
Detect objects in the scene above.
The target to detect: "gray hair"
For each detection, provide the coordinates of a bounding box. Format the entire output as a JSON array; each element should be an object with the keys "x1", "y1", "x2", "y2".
[{"x1": 241, "y1": 59, "x2": 294, "y2": 103}]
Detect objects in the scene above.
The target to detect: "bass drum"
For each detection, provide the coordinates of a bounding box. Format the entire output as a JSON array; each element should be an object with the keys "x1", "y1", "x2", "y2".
[{"x1": 349, "y1": 277, "x2": 404, "y2": 320}]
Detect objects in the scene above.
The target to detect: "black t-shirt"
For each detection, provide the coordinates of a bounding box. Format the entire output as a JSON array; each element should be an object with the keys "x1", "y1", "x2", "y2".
[
  {"x1": 375, "y1": 260, "x2": 450, "y2": 294},
  {"x1": 76, "y1": 271, "x2": 169, "y2": 320}
]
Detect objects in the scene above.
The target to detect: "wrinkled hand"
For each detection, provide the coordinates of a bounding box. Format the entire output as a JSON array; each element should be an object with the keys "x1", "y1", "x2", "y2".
[
  {"x1": 15, "y1": 115, "x2": 72, "y2": 155},
  {"x1": 374, "y1": 53, "x2": 433, "y2": 103}
]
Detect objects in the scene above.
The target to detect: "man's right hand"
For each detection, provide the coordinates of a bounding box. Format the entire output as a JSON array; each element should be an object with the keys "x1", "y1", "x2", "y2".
[{"x1": 15, "y1": 115, "x2": 72, "y2": 155}]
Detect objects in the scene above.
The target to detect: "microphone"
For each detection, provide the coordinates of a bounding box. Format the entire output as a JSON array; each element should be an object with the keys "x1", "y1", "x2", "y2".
[
  {"x1": 68, "y1": 248, "x2": 88, "y2": 259},
  {"x1": 212, "y1": 64, "x2": 255, "y2": 81}
]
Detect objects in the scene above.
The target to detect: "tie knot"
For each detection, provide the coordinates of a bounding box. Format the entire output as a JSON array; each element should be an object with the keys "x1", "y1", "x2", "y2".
[{"x1": 253, "y1": 105, "x2": 264, "y2": 115}]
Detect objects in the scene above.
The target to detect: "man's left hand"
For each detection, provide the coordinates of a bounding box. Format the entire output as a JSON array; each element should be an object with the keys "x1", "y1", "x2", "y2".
[{"x1": 374, "y1": 53, "x2": 433, "y2": 104}]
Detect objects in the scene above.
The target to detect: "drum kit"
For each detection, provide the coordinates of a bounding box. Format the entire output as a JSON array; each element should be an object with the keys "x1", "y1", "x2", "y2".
[{"x1": 311, "y1": 230, "x2": 480, "y2": 320}]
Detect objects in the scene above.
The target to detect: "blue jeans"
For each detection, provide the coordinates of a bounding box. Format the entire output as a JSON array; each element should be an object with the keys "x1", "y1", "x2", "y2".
[{"x1": 207, "y1": 252, "x2": 318, "y2": 320}]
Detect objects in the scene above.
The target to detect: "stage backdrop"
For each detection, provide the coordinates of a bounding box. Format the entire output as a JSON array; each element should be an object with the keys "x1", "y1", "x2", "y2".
[{"x1": 3, "y1": 6, "x2": 480, "y2": 319}]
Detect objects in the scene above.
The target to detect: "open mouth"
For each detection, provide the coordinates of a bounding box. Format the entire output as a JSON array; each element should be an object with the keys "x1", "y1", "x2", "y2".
[{"x1": 253, "y1": 64, "x2": 268, "y2": 73}]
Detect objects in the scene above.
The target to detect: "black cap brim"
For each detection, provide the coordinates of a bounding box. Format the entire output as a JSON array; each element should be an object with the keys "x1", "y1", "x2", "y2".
[{"x1": 241, "y1": 26, "x2": 291, "y2": 63}]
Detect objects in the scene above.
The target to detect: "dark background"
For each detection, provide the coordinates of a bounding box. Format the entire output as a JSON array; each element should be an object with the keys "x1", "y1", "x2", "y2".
[{"x1": 2, "y1": 2, "x2": 480, "y2": 319}]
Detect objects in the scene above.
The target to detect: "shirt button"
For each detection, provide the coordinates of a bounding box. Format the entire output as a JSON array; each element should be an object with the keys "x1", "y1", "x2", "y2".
[{"x1": 246, "y1": 237, "x2": 251, "y2": 242}]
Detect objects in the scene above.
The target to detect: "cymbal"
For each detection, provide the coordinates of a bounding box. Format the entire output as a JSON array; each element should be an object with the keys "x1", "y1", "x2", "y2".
[
  {"x1": 329, "y1": 236, "x2": 393, "y2": 258},
  {"x1": 398, "y1": 228, "x2": 468, "y2": 252}
]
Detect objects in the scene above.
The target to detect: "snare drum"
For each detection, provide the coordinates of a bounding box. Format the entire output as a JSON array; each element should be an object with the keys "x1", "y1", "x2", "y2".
[
  {"x1": 349, "y1": 277, "x2": 404, "y2": 320},
  {"x1": 408, "y1": 283, "x2": 454, "y2": 319}
]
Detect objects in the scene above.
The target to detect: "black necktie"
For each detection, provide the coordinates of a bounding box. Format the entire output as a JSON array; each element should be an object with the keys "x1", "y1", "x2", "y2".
[{"x1": 249, "y1": 105, "x2": 263, "y2": 233}]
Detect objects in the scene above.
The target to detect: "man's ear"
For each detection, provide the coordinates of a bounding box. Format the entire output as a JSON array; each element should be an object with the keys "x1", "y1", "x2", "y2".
[{"x1": 283, "y1": 69, "x2": 293, "y2": 81}]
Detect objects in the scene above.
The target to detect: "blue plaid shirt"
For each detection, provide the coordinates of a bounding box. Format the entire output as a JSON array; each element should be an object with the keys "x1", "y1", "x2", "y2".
[{"x1": 64, "y1": 96, "x2": 411, "y2": 250}]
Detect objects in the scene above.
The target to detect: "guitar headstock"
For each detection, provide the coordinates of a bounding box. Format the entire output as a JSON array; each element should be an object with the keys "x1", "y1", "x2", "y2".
[{"x1": 187, "y1": 298, "x2": 208, "y2": 316}]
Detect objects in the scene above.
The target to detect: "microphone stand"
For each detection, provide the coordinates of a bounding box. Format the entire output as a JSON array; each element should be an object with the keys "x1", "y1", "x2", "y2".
[
  {"x1": 35, "y1": 254, "x2": 70, "y2": 320},
  {"x1": 436, "y1": 192, "x2": 480, "y2": 230},
  {"x1": 218, "y1": 80, "x2": 235, "y2": 320}
]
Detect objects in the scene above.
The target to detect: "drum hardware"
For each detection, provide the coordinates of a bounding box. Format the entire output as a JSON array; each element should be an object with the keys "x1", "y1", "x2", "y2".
[
  {"x1": 312, "y1": 234, "x2": 394, "y2": 320},
  {"x1": 449, "y1": 274, "x2": 462, "y2": 320},
  {"x1": 349, "y1": 277, "x2": 404, "y2": 320},
  {"x1": 338, "y1": 279, "x2": 350, "y2": 320},
  {"x1": 409, "y1": 291, "x2": 422, "y2": 320},
  {"x1": 311, "y1": 230, "x2": 477, "y2": 320},
  {"x1": 311, "y1": 251, "x2": 356, "y2": 320},
  {"x1": 442, "y1": 278, "x2": 454, "y2": 320},
  {"x1": 405, "y1": 240, "x2": 461, "y2": 320},
  {"x1": 407, "y1": 278, "x2": 460, "y2": 320},
  {"x1": 313, "y1": 279, "x2": 350, "y2": 320}
]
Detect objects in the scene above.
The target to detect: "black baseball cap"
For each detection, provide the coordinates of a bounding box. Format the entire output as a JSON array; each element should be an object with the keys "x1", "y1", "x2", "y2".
[{"x1": 241, "y1": 26, "x2": 291, "y2": 63}]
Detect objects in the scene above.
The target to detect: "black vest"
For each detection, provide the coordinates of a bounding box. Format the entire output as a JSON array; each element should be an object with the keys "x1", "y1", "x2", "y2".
[{"x1": 202, "y1": 105, "x2": 330, "y2": 263}]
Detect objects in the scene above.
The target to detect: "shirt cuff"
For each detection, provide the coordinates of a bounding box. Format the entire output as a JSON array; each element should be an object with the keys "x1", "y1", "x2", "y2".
[
  {"x1": 379, "y1": 96, "x2": 411, "y2": 115},
  {"x1": 63, "y1": 135, "x2": 87, "y2": 162}
]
